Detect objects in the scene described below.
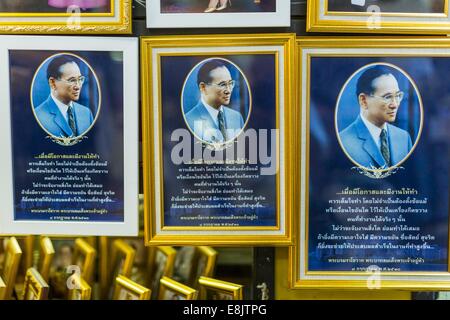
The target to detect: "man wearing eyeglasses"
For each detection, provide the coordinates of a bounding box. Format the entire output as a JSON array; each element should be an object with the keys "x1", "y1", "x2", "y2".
[
  {"x1": 185, "y1": 59, "x2": 244, "y2": 144},
  {"x1": 339, "y1": 65, "x2": 413, "y2": 169},
  {"x1": 35, "y1": 55, "x2": 94, "y2": 138}
]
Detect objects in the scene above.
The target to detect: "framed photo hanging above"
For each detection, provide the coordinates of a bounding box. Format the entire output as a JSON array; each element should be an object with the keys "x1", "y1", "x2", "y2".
[
  {"x1": 0, "y1": 0, "x2": 131, "y2": 34},
  {"x1": 308, "y1": 0, "x2": 450, "y2": 34},
  {"x1": 147, "y1": 0, "x2": 290, "y2": 28}
]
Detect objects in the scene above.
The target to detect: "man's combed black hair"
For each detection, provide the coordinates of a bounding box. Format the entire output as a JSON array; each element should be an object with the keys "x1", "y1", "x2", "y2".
[
  {"x1": 197, "y1": 59, "x2": 229, "y2": 86},
  {"x1": 47, "y1": 55, "x2": 78, "y2": 80},
  {"x1": 356, "y1": 65, "x2": 394, "y2": 98}
]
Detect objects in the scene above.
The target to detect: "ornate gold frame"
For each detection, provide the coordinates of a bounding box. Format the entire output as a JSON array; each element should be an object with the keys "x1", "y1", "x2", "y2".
[
  {"x1": 141, "y1": 33, "x2": 295, "y2": 246},
  {"x1": 68, "y1": 276, "x2": 92, "y2": 300},
  {"x1": 114, "y1": 275, "x2": 151, "y2": 300},
  {"x1": 0, "y1": 0, "x2": 131, "y2": 34},
  {"x1": 291, "y1": 37, "x2": 450, "y2": 290},
  {"x1": 22, "y1": 268, "x2": 49, "y2": 300},
  {"x1": 307, "y1": 0, "x2": 450, "y2": 34},
  {"x1": 38, "y1": 236, "x2": 55, "y2": 283},
  {"x1": 73, "y1": 238, "x2": 96, "y2": 285},
  {"x1": 159, "y1": 276, "x2": 198, "y2": 300},
  {"x1": 190, "y1": 246, "x2": 217, "y2": 287},
  {"x1": 198, "y1": 276, "x2": 243, "y2": 300},
  {"x1": 0, "y1": 237, "x2": 22, "y2": 300}
]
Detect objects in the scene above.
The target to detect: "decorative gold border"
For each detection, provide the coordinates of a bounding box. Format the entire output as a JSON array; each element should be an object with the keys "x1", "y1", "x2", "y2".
[
  {"x1": 0, "y1": 0, "x2": 131, "y2": 34},
  {"x1": 141, "y1": 33, "x2": 295, "y2": 246},
  {"x1": 114, "y1": 275, "x2": 151, "y2": 300},
  {"x1": 307, "y1": 0, "x2": 450, "y2": 34},
  {"x1": 0, "y1": 0, "x2": 115, "y2": 17},
  {"x1": 195, "y1": 246, "x2": 217, "y2": 279},
  {"x1": 291, "y1": 37, "x2": 450, "y2": 290},
  {"x1": 68, "y1": 275, "x2": 91, "y2": 300},
  {"x1": 324, "y1": 0, "x2": 449, "y2": 18},
  {"x1": 0, "y1": 237, "x2": 23, "y2": 300},
  {"x1": 22, "y1": 268, "x2": 49, "y2": 300},
  {"x1": 159, "y1": 276, "x2": 198, "y2": 300},
  {"x1": 73, "y1": 238, "x2": 96, "y2": 285},
  {"x1": 110, "y1": 239, "x2": 136, "y2": 279},
  {"x1": 198, "y1": 276, "x2": 243, "y2": 300}
]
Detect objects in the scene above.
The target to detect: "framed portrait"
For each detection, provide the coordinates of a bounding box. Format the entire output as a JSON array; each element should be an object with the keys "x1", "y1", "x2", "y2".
[
  {"x1": 147, "y1": 0, "x2": 290, "y2": 28},
  {"x1": 21, "y1": 267, "x2": 49, "y2": 300},
  {"x1": 172, "y1": 246, "x2": 196, "y2": 285},
  {"x1": 307, "y1": 0, "x2": 450, "y2": 34},
  {"x1": 191, "y1": 246, "x2": 217, "y2": 288},
  {"x1": 141, "y1": 34, "x2": 295, "y2": 246},
  {"x1": 198, "y1": 276, "x2": 243, "y2": 300},
  {"x1": 113, "y1": 275, "x2": 151, "y2": 300},
  {"x1": 0, "y1": 0, "x2": 131, "y2": 34},
  {"x1": 159, "y1": 276, "x2": 198, "y2": 300},
  {"x1": 0, "y1": 35, "x2": 139, "y2": 237},
  {"x1": 99, "y1": 231, "x2": 152, "y2": 299},
  {"x1": 292, "y1": 37, "x2": 450, "y2": 290},
  {"x1": 148, "y1": 246, "x2": 177, "y2": 299},
  {"x1": 103, "y1": 239, "x2": 136, "y2": 298},
  {"x1": 68, "y1": 275, "x2": 91, "y2": 300},
  {"x1": 0, "y1": 237, "x2": 22, "y2": 300},
  {"x1": 73, "y1": 238, "x2": 96, "y2": 285},
  {"x1": 48, "y1": 236, "x2": 95, "y2": 298},
  {"x1": 0, "y1": 235, "x2": 34, "y2": 290}
]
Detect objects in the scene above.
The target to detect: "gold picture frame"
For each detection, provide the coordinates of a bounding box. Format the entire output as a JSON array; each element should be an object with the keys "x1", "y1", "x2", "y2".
[
  {"x1": 113, "y1": 275, "x2": 151, "y2": 300},
  {"x1": 198, "y1": 276, "x2": 243, "y2": 300},
  {"x1": 68, "y1": 276, "x2": 92, "y2": 300},
  {"x1": 292, "y1": 37, "x2": 450, "y2": 290},
  {"x1": 141, "y1": 33, "x2": 295, "y2": 246},
  {"x1": 148, "y1": 246, "x2": 177, "y2": 299},
  {"x1": 0, "y1": 237, "x2": 23, "y2": 300},
  {"x1": 38, "y1": 236, "x2": 55, "y2": 283},
  {"x1": 0, "y1": 0, "x2": 131, "y2": 34},
  {"x1": 191, "y1": 247, "x2": 217, "y2": 288},
  {"x1": 73, "y1": 238, "x2": 96, "y2": 285},
  {"x1": 99, "y1": 233, "x2": 151, "y2": 299},
  {"x1": 307, "y1": 0, "x2": 450, "y2": 34},
  {"x1": 159, "y1": 276, "x2": 198, "y2": 300},
  {"x1": 21, "y1": 268, "x2": 49, "y2": 300}
]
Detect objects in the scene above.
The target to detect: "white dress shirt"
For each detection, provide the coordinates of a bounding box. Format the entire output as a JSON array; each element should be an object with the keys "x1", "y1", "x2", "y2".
[
  {"x1": 202, "y1": 97, "x2": 223, "y2": 127},
  {"x1": 361, "y1": 113, "x2": 387, "y2": 149},
  {"x1": 51, "y1": 93, "x2": 73, "y2": 123}
]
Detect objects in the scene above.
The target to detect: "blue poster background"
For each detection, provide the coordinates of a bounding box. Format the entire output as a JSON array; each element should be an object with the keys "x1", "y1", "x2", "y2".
[
  {"x1": 309, "y1": 57, "x2": 450, "y2": 272},
  {"x1": 10, "y1": 50, "x2": 125, "y2": 222},
  {"x1": 160, "y1": 54, "x2": 277, "y2": 227}
]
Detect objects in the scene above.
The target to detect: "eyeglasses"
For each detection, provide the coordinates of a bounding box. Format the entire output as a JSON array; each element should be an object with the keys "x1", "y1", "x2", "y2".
[
  {"x1": 57, "y1": 76, "x2": 86, "y2": 86},
  {"x1": 370, "y1": 91, "x2": 404, "y2": 104},
  {"x1": 208, "y1": 80, "x2": 235, "y2": 90}
]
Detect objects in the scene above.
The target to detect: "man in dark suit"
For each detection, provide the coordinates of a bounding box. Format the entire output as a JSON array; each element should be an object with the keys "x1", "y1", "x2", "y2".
[
  {"x1": 185, "y1": 59, "x2": 244, "y2": 144},
  {"x1": 35, "y1": 55, "x2": 93, "y2": 138},
  {"x1": 339, "y1": 65, "x2": 412, "y2": 169}
]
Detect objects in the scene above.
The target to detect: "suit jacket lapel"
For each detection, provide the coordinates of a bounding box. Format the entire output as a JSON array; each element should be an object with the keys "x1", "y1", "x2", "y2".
[
  {"x1": 47, "y1": 96, "x2": 73, "y2": 137},
  {"x1": 355, "y1": 116, "x2": 387, "y2": 168}
]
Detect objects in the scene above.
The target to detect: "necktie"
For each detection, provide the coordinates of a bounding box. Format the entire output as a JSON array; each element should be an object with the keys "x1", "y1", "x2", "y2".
[
  {"x1": 217, "y1": 109, "x2": 227, "y2": 141},
  {"x1": 67, "y1": 105, "x2": 77, "y2": 137},
  {"x1": 380, "y1": 128, "x2": 390, "y2": 167}
]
